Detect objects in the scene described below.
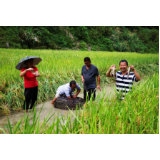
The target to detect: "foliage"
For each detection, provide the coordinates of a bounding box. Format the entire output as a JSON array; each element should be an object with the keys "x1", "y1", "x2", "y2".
[
  {"x1": 0, "y1": 26, "x2": 159, "y2": 53},
  {"x1": 78, "y1": 41, "x2": 88, "y2": 51}
]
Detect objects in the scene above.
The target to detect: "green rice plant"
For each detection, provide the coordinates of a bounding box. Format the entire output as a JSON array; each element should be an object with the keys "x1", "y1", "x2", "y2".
[
  {"x1": 60, "y1": 74, "x2": 159, "y2": 134},
  {"x1": 0, "y1": 49, "x2": 159, "y2": 134},
  {"x1": 4, "y1": 72, "x2": 159, "y2": 134}
]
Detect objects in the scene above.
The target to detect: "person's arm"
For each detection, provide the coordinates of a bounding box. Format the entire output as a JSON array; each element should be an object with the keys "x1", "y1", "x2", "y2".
[
  {"x1": 81, "y1": 67, "x2": 84, "y2": 82},
  {"x1": 32, "y1": 67, "x2": 40, "y2": 77},
  {"x1": 75, "y1": 89, "x2": 81, "y2": 96},
  {"x1": 20, "y1": 68, "x2": 33, "y2": 77},
  {"x1": 65, "y1": 90, "x2": 71, "y2": 99},
  {"x1": 73, "y1": 83, "x2": 81, "y2": 98},
  {"x1": 73, "y1": 89, "x2": 81, "y2": 98},
  {"x1": 106, "y1": 65, "x2": 116, "y2": 78},
  {"x1": 130, "y1": 65, "x2": 141, "y2": 81},
  {"x1": 81, "y1": 75, "x2": 84, "y2": 82},
  {"x1": 97, "y1": 75, "x2": 101, "y2": 91},
  {"x1": 33, "y1": 71, "x2": 40, "y2": 77}
]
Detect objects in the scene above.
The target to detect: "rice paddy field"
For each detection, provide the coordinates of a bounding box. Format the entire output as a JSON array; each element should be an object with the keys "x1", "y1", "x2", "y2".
[{"x1": 0, "y1": 48, "x2": 159, "y2": 134}]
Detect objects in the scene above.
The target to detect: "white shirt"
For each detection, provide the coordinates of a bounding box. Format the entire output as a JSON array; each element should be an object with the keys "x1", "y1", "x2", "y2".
[{"x1": 57, "y1": 83, "x2": 81, "y2": 97}]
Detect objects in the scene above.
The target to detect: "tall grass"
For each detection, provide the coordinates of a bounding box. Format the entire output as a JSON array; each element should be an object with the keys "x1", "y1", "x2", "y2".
[
  {"x1": 2, "y1": 73, "x2": 159, "y2": 134},
  {"x1": 0, "y1": 49, "x2": 159, "y2": 134},
  {"x1": 0, "y1": 49, "x2": 159, "y2": 115}
]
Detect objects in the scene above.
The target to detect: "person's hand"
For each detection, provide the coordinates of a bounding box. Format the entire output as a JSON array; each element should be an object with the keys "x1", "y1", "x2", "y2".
[
  {"x1": 30, "y1": 71, "x2": 39, "y2": 77},
  {"x1": 72, "y1": 95, "x2": 77, "y2": 98},
  {"x1": 34, "y1": 72, "x2": 39, "y2": 77},
  {"x1": 26, "y1": 68, "x2": 33, "y2": 71},
  {"x1": 129, "y1": 65, "x2": 135, "y2": 71},
  {"x1": 97, "y1": 85, "x2": 101, "y2": 91},
  {"x1": 81, "y1": 78, "x2": 85, "y2": 83},
  {"x1": 110, "y1": 65, "x2": 116, "y2": 71}
]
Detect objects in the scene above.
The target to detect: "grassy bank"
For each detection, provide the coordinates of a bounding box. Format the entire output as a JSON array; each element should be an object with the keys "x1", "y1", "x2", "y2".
[{"x1": 0, "y1": 49, "x2": 159, "y2": 116}]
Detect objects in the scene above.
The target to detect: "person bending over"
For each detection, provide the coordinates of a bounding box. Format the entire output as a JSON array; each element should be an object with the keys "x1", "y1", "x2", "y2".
[{"x1": 51, "y1": 80, "x2": 81, "y2": 104}]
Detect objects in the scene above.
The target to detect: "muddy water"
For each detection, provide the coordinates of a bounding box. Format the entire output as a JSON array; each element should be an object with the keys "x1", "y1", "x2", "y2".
[
  {"x1": 0, "y1": 84, "x2": 115, "y2": 132},
  {"x1": 0, "y1": 101, "x2": 79, "y2": 132}
]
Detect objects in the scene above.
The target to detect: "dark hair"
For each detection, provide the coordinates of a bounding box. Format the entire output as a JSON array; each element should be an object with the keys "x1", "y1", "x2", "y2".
[
  {"x1": 84, "y1": 57, "x2": 91, "y2": 62},
  {"x1": 119, "y1": 60, "x2": 128, "y2": 66},
  {"x1": 70, "y1": 80, "x2": 76, "y2": 86}
]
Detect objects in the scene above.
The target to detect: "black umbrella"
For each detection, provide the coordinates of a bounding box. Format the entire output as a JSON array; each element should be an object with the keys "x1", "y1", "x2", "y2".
[{"x1": 15, "y1": 56, "x2": 42, "y2": 70}]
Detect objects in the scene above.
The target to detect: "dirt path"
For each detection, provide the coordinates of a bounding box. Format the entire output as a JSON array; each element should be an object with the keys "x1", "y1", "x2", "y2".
[{"x1": 0, "y1": 84, "x2": 115, "y2": 132}]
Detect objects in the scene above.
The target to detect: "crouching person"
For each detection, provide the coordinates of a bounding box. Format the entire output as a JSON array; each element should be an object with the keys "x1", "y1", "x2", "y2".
[{"x1": 51, "y1": 80, "x2": 81, "y2": 104}]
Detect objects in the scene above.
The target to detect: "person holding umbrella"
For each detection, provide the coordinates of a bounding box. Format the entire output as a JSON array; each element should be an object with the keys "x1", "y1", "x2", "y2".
[{"x1": 16, "y1": 56, "x2": 42, "y2": 111}]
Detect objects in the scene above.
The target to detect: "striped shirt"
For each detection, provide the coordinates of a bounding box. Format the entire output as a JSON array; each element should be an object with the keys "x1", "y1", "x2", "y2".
[{"x1": 112, "y1": 71, "x2": 138, "y2": 99}]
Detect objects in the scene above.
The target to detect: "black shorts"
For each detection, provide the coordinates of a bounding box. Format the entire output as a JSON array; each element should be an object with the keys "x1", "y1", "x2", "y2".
[{"x1": 84, "y1": 88, "x2": 96, "y2": 101}]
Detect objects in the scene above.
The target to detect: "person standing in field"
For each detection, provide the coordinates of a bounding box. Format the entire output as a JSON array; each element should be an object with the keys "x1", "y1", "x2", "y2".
[
  {"x1": 106, "y1": 60, "x2": 141, "y2": 100},
  {"x1": 51, "y1": 80, "x2": 81, "y2": 104},
  {"x1": 81, "y1": 57, "x2": 101, "y2": 101},
  {"x1": 20, "y1": 59, "x2": 40, "y2": 111}
]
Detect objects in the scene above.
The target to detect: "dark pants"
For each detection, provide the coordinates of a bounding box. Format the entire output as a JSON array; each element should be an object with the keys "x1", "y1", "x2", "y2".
[
  {"x1": 84, "y1": 88, "x2": 96, "y2": 101},
  {"x1": 23, "y1": 86, "x2": 38, "y2": 110}
]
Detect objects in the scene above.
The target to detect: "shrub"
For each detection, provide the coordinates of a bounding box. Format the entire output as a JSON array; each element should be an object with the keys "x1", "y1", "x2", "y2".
[
  {"x1": 15, "y1": 43, "x2": 21, "y2": 49},
  {"x1": 91, "y1": 45, "x2": 100, "y2": 51},
  {"x1": 109, "y1": 45, "x2": 114, "y2": 52},
  {"x1": 0, "y1": 42, "x2": 6, "y2": 48},
  {"x1": 78, "y1": 41, "x2": 88, "y2": 51},
  {"x1": 49, "y1": 42, "x2": 56, "y2": 49},
  {"x1": 22, "y1": 44, "x2": 29, "y2": 49},
  {"x1": 39, "y1": 46, "x2": 47, "y2": 49},
  {"x1": 149, "y1": 48, "x2": 156, "y2": 53}
]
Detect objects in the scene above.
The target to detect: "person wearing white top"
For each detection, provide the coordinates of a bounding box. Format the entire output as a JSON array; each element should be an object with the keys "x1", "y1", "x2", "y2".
[{"x1": 51, "y1": 80, "x2": 81, "y2": 104}]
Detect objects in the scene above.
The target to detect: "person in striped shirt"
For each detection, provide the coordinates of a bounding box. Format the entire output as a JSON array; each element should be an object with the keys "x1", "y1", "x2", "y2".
[{"x1": 106, "y1": 60, "x2": 141, "y2": 99}]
